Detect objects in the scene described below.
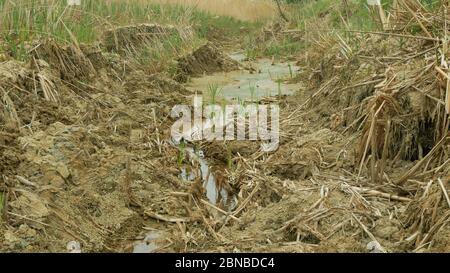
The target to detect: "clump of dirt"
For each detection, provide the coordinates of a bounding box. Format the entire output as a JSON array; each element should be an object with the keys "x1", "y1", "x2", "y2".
[
  {"x1": 102, "y1": 24, "x2": 192, "y2": 54},
  {"x1": 0, "y1": 57, "x2": 90, "y2": 131},
  {"x1": 0, "y1": 131, "x2": 22, "y2": 184},
  {"x1": 31, "y1": 39, "x2": 96, "y2": 81},
  {"x1": 174, "y1": 42, "x2": 240, "y2": 83}
]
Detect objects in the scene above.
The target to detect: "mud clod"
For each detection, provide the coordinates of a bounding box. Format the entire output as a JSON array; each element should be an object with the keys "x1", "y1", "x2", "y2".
[
  {"x1": 103, "y1": 24, "x2": 190, "y2": 54},
  {"x1": 174, "y1": 42, "x2": 240, "y2": 82}
]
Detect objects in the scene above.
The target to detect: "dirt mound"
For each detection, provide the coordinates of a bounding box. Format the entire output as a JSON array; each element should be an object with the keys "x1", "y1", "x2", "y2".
[
  {"x1": 0, "y1": 35, "x2": 199, "y2": 252},
  {"x1": 282, "y1": 0, "x2": 450, "y2": 252},
  {"x1": 174, "y1": 42, "x2": 240, "y2": 82},
  {"x1": 297, "y1": 1, "x2": 450, "y2": 169},
  {"x1": 31, "y1": 40, "x2": 95, "y2": 81},
  {"x1": 103, "y1": 24, "x2": 191, "y2": 54},
  {"x1": 0, "y1": 56, "x2": 96, "y2": 131},
  {"x1": 300, "y1": 31, "x2": 446, "y2": 164},
  {"x1": 0, "y1": 59, "x2": 66, "y2": 128}
]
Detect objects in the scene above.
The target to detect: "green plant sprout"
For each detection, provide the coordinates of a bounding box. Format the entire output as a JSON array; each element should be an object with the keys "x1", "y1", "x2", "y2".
[{"x1": 177, "y1": 141, "x2": 186, "y2": 167}]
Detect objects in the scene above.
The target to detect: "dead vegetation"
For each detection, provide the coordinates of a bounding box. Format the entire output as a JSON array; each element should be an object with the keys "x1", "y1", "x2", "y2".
[
  {"x1": 1, "y1": 0, "x2": 450, "y2": 254},
  {"x1": 174, "y1": 42, "x2": 240, "y2": 82},
  {"x1": 144, "y1": 0, "x2": 277, "y2": 22},
  {"x1": 276, "y1": 0, "x2": 450, "y2": 252},
  {"x1": 102, "y1": 24, "x2": 192, "y2": 54}
]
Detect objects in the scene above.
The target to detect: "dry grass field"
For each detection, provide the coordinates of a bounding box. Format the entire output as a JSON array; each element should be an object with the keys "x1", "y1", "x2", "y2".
[{"x1": 146, "y1": 0, "x2": 277, "y2": 21}]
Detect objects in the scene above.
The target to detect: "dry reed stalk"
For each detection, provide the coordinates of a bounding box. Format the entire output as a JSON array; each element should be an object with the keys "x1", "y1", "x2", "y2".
[
  {"x1": 348, "y1": 185, "x2": 411, "y2": 202},
  {"x1": 400, "y1": 0, "x2": 433, "y2": 38},
  {"x1": 345, "y1": 30, "x2": 440, "y2": 42},
  {"x1": 145, "y1": 210, "x2": 190, "y2": 223},
  {"x1": 437, "y1": 178, "x2": 450, "y2": 209},
  {"x1": 414, "y1": 211, "x2": 450, "y2": 252},
  {"x1": 37, "y1": 73, "x2": 58, "y2": 102},
  {"x1": 109, "y1": 0, "x2": 277, "y2": 22},
  {"x1": 396, "y1": 135, "x2": 448, "y2": 185},
  {"x1": 377, "y1": 118, "x2": 391, "y2": 179},
  {"x1": 199, "y1": 199, "x2": 240, "y2": 222},
  {"x1": 352, "y1": 213, "x2": 387, "y2": 253},
  {"x1": 358, "y1": 101, "x2": 385, "y2": 181},
  {"x1": 274, "y1": 0, "x2": 289, "y2": 22},
  {"x1": 1, "y1": 89, "x2": 21, "y2": 129}
]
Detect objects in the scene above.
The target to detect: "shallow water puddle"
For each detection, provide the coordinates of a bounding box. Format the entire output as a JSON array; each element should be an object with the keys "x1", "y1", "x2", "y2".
[
  {"x1": 132, "y1": 231, "x2": 161, "y2": 253},
  {"x1": 171, "y1": 53, "x2": 295, "y2": 214},
  {"x1": 179, "y1": 146, "x2": 236, "y2": 210},
  {"x1": 187, "y1": 52, "x2": 302, "y2": 101}
]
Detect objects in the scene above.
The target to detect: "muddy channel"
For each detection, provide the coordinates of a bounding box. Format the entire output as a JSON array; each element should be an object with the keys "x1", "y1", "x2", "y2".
[{"x1": 131, "y1": 53, "x2": 301, "y2": 253}]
